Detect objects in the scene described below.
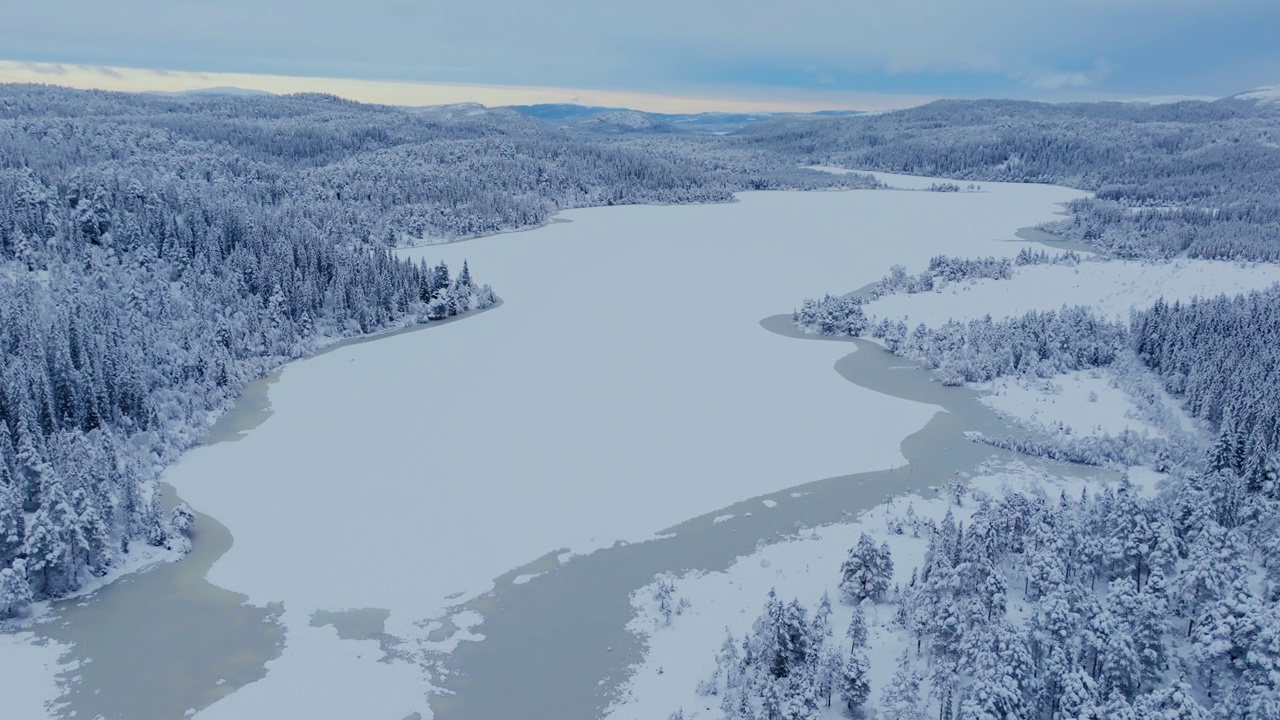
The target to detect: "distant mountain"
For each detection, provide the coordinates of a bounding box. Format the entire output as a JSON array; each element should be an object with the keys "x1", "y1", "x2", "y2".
[
  {"x1": 407, "y1": 102, "x2": 490, "y2": 118},
  {"x1": 504, "y1": 103, "x2": 627, "y2": 124},
  {"x1": 576, "y1": 110, "x2": 676, "y2": 133},
  {"x1": 151, "y1": 86, "x2": 276, "y2": 98},
  {"x1": 1225, "y1": 85, "x2": 1280, "y2": 105},
  {"x1": 504, "y1": 103, "x2": 863, "y2": 134}
]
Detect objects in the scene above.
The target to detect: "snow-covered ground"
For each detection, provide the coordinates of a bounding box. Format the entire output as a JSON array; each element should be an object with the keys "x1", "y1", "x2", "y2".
[
  {"x1": 605, "y1": 466, "x2": 1156, "y2": 720},
  {"x1": 980, "y1": 369, "x2": 1163, "y2": 439},
  {"x1": 806, "y1": 166, "x2": 987, "y2": 191},
  {"x1": 865, "y1": 258, "x2": 1280, "y2": 324}
]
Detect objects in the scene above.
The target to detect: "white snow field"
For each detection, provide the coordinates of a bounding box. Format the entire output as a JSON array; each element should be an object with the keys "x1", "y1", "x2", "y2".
[
  {"x1": 808, "y1": 166, "x2": 999, "y2": 191},
  {"x1": 865, "y1": 257, "x2": 1280, "y2": 325},
  {"x1": 153, "y1": 178, "x2": 1087, "y2": 717},
  {"x1": 980, "y1": 370, "x2": 1164, "y2": 439}
]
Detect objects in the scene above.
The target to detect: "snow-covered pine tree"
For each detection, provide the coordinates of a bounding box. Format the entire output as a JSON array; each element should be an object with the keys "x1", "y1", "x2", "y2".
[
  {"x1": 839, "y1": 533, "x2": 894, "y2": 603},
  {"x1": 839, "y1": 649, "x2": 871, "y2": 715}
]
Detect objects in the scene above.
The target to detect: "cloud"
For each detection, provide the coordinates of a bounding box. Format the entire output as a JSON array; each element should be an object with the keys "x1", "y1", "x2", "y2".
[
  {"x1": 0, "y1": 0, "x2": 1275, "y2": 97},
  {"x1": 0, "y1": 61, "x2": 937, "y2": 113},
  {"x1": 1016, "y1": 62, "x2": 1116, "y2": 90},
  {"x1": 17, "y1": 61, "x2": 66, "y2": 76}
]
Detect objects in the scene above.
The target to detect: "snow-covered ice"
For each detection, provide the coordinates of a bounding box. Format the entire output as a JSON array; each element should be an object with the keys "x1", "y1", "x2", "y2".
[
  {"x1": 190, "y1": 610, "x2": 427, "y2": 720},
  {"x1": 0, "y1": 630, "x2": 68, "y2": 719},
  {"x1": 148, "y1": 178, "x2": 1083, "y2": 716}
]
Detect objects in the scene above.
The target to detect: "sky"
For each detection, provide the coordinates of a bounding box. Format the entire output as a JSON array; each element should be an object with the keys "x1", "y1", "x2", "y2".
[{"x1": 1, "y1": 0, "x2": 1277, "y2": 112}]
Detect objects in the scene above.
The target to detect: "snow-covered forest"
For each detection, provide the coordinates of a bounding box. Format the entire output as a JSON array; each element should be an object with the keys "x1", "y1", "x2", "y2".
[
  {"x1": 694, "y1": 466, "x2": 1279, "y2": 719},
  {"x1": 737, "y1": 97, "x2": 1280, "y2": 260}
]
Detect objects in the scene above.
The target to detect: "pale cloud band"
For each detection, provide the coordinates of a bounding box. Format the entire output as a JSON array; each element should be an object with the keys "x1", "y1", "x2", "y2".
[
  {"x1": 0, "y1": 60, "x2": 938, "y2": 113},
  {"x1": 0, "y1": 0, "x2": 1275, "y2": 103}
]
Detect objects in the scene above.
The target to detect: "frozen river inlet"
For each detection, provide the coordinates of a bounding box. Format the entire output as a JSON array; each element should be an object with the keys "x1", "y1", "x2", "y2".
[{"x1": 8, "y1": 175, "x2": 1091, "y2": 719}]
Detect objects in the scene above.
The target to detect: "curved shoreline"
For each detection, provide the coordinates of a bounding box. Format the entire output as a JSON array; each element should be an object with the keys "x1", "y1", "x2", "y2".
[
  {"x1": 427, "y1": 315, "x2": 1110, "y2": 720},
  {"x1": 20, "y1": 301, "x2": 503, "y2": 720}
]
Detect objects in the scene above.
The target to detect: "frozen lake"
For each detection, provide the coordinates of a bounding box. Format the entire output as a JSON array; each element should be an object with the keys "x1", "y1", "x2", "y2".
[{"x1": 3, "y1": 175, "x2": 1088, "y2": 719}]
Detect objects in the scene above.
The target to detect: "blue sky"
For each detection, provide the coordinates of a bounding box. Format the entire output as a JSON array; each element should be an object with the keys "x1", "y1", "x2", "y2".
[{"x1": 1, "y1": 0, "x2": 1277, "y2": 110}]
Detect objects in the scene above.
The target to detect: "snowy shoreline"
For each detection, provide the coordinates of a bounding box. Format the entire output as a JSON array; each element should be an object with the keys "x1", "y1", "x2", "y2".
[{"x1": 0, "y1": 301, "x2": 503, "y2": 720}]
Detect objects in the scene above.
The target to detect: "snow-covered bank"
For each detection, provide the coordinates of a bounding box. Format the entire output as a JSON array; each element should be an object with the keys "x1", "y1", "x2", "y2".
[
  {"x1": 864, "y1": 257, "x2": 1280, "y2": 325},
  {"x1": 0, "y1": 541, "x2": 182, "y2": 717},
  {"x1": 806, "y1": 166, "x2": 984, "y2": 192},
  {"x1": 606, "y1": 466, "x2": 1151, "y2": 720}
]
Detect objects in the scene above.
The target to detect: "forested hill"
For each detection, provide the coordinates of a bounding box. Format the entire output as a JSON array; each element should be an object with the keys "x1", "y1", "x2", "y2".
[
  {"x1": 0, "y1": 84, "x2": 871, "y2": 243},
  {"x1": 734, "y1": 98, "x2": 1280, "y2": 260}
]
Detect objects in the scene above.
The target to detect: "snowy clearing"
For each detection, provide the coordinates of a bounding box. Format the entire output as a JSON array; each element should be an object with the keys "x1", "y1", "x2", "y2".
[
  {"x1": 865, "y1": 258, "x2": 1280, "y2": 325},
  {"x1": 806, "y1": 166, "x2": 985, "y2": 191},
  {"x1": 980, "y1": 369, "x2": 1166, "y2": 439}
]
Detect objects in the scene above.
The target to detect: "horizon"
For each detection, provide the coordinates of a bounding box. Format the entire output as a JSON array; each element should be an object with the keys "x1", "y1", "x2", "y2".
[
  {"x1": 0, "y1": 60, "x2": 1245, "y2": 115},
  {"x1": 2, "y1": 0, "x2": 1275, "y2": 115},
  {"x1": 0, "y1": 60, "x2": 932, "y2": 113}
]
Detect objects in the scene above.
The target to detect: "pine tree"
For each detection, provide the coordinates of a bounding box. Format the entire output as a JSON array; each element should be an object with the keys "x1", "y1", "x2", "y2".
[
  {"x1": 840, "y1": 649, "x2": 871, "y2": 714},
  {"x1": 1136, "y1": 678, "x2": 1206, "y2": 719},
  {"x1": 699, "y1": 628, "x2": 740, "y2": 697},
  {"x1": 847, "y1": 602, "x2": 868, "y2": 651},
  {"x1": 1180, "y1": 522, "x2": 1248, "y2": 636},
  {"x1": 0, "y1": 559, "x2": 32, "y2": 619},
  {"x1": 814, "y1": 644, "x2": 842, "y2": 709},
  {"x1": 760, "y1": 677, "x2": 785, "y2": 720},
  {"x1": 0, "y1": 474, "x2": 24, "y2": 566},
  {"x1": 810, "y1": 591, "x2": 833, "y2": 642},
  {"x1": 1098, "y1": 688, "x2": 1137, "y2": 720},
  {"x1": 1056, "y1": 665, "x2": 1100, "y2": 719},
  {"x1": 840, "y1": 533, "x2": 894, "y2": 603}
]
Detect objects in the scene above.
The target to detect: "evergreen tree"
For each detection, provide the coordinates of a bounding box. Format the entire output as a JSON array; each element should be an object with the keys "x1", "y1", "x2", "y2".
[
  {"x1": 840, "y1": 533, "x2": 894, "y2": 603},
  {"x1": 879, "y1": 651, "x2": 925, "y2": 720},
  {"x1": 1135, "y1": 678, "x2": 1206, "y2": 719},
  {"x1": 847, "y1": 602, "x2": 868, "y2": 651},
  {"x1": 0, "y1": 559, "x2": 32, "y2": 619},
  {"x1": 814, "y1": 644, "x2": 842, "y2": 709},
  {"x1": 839, "y1": 649, "x2": 871, "y2": 715}
]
